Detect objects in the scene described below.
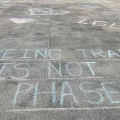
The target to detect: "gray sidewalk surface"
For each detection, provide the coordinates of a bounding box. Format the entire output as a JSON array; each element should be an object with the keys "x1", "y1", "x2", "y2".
[{"x1": 0, "y1": 0, "x2": 120, "y2": 120}]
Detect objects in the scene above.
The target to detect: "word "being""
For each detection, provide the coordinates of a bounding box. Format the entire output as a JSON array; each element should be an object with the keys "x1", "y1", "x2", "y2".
[{"x1": 0, "y1": 49, "x2": 61, "y2": 59}]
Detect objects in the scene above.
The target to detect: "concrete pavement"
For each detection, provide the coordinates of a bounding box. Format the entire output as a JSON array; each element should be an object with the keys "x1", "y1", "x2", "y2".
[{"x1": 0, "y1": 0, "x2": 120, "y2": 120}]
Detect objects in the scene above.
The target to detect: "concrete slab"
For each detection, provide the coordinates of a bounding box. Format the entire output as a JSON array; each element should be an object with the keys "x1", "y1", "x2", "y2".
[{"x1": 0, "y1": 1, "x2": 120, "y2": 120}]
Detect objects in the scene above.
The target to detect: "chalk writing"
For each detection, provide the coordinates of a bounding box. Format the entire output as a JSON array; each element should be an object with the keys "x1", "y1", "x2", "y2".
[
  {"x1": 12, "y1": 81, "x2": 120, "y2": 107},
  {"x1": 0, "y1": 63, "x2": 30, "y2": 80},
  {"x1": 33, "y1": 82, "x2": 57, "y2": 106},
  {"x1": 10, "y1": 63, "x2": 29, "y2": 79},
  {"x1": 80, "y1": 82, "x2": 104, "y2": 104},
  {"x1": 66, "y1": 62, "x2": 82, "y2": 76},
  {"x1": 9, "y1": 18, "x2": 34, "y2": 24},
  {"x1": 0, "y1": 49, "x2": 119, "y2": 59},
  {"x1": 48, "y1": 61, "x2": 96, "y2": 78},
  {"x1": 13, "y1": 83, "x2": 34, "y2": 106},
  {"x1": 102, "y1": 82, "x2": 120, "y2": 104},
  {"x1": 0, "y1": 3, "x2": 120, "y2": 114},
  {"x1": 0, "y1": 49, "x2": 61, "y2": 59},
  {"x1": 76, "y1": 49, "x2": 120, "y2": 59},
  {"x1": 77, "y1": 19, "x2": 120, "y2": 29},
  {"x1": 60, "y1": 81, "x2": 78, "y2": 106},
  {"x1": 28, "y1": 8, "x2": 70, "y2": 15},
  {"x1": 2, "y1": 49, "x2": 16, "y2": 58}
]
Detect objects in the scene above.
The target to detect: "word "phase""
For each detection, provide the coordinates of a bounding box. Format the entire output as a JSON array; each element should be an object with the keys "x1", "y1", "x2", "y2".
[{"x1": 13, "y1": 81, "x2": 120, "y2": 107}]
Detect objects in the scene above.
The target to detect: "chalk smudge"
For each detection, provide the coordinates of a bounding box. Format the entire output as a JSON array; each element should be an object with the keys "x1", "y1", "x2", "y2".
[{"x1": 9, "y1": 18, "x2": 34, "y2": 24}]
